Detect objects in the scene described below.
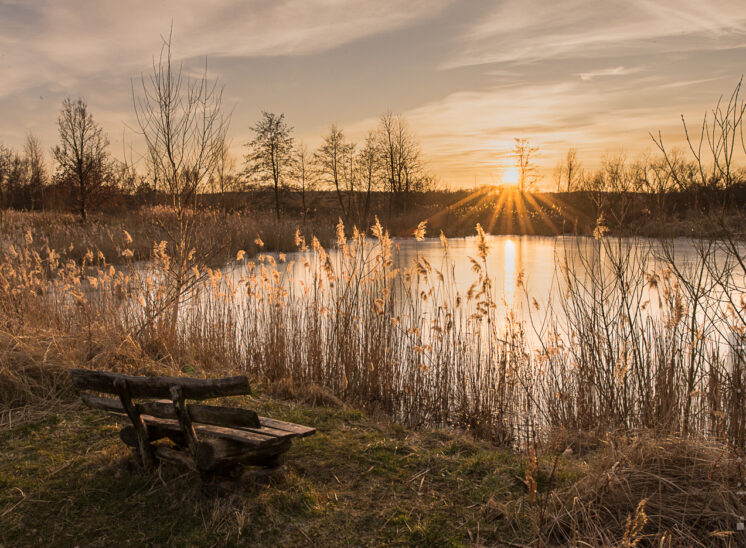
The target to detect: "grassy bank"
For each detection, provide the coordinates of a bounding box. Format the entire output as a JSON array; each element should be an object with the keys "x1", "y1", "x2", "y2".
[
  {"x1": 0, "y1": 399, "x2": 534, "y2": 546},
  {"x1": 3, "y1": 388, "x2": 744, "y2": 546}
]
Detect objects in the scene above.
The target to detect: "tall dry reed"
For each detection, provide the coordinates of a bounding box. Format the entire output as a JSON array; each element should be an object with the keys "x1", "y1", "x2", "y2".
[{"x1": 1, "y1": 216, "x2": 744, "y2": 449}]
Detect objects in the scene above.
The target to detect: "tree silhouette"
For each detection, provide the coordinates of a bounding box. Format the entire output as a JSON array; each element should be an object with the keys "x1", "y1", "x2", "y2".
[
  {"x1": 53, "y1": 97, "x2": 110, "y2": 221},
  {"x1": 376, "y1": 113, "x2": 421, "y2": 212},
  {"x1": 314, "y1": 124, "x2": 353, "y2": 223},
  {"x1": 513, "y1": 138, "x2": 538, "y2": 192},
  {"x1": 244, "y1": 112, "x2": 294, "y2": 220}
]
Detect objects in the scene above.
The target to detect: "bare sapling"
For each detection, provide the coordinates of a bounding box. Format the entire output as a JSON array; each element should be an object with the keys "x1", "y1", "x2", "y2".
[{"x1": 132, "y1": 29, "x2": 230, "y2": 329}]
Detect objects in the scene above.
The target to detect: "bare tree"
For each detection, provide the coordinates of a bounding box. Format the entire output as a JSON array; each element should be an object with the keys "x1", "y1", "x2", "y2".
[
  {"x1": 357, "y1": 130, "x2": 378, "y2": 224},
  {"x1": 109, "y1": 159, "x2": 135, "y2": 195},
  {"x1": 342, "y1": 138, "x2": 357, "y2": 222},
  {"x1": 554, "y1": 148, "x2": 582, "y2": 192},
  {"x1": 52, "y1": 97, "x2": 109, "y2": 222},
  {"x1": 0, "y1": 137, "x2": 46, "y2": 210},
  {"x1": 243, "y1": 112, "x2": 293, "y2": 219},
  {"x1": 315, "y1": 124, "x2": 353, "y2": 222},
  {"x1": 0, "y1": 145, "x2": 11, "y2": 210},
  {"x1": 52, "y1": 98, "x2": 110, "y2": 221},
  {"x1": 292, "y1": 142, "x2": 314, "y2": 220},
  {"x1": 652, "y1": 77, "x2": 746, "y2": 190},
  {"x1": 24, "y1": 133, "x2": 47, "y2": 209},
  {"x1": 0, "y1": 147, "x2": 12, "y2": 217},
  {"x1": 214, "y1": 137, "x2": 237, "y2": 213},
  {"x1": 376, "y1": 113, "x2": 421, "y2": 212},
  {"x1": 132, "y1": 31, "x2": 229, "y2": 326},
  {"x1": 513, "y1": 138, "x2": 538, "y2": 192},
  {"x1": 133, "y1": 34, "x2": 227, "y2": 217},
  {"x1": 0, "y1": 146, "x2": 25, "y2": 210}
]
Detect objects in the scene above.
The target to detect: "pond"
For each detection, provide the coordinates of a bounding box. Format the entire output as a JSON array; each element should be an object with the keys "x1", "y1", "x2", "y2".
[{"x1": 219, "y1": 234, "x2": 740, "y2": 338}]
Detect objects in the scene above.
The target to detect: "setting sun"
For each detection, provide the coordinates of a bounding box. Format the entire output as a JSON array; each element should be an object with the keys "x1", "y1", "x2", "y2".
[{"x1": 502, "y1": 166, "x2": 520, "y2": 186}]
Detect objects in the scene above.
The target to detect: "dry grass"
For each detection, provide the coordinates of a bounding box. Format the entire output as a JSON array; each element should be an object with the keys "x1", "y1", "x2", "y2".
[
  {"x1": 1, "y1": 214, "x2": 745, "y2": 544},
  {"x1": 541, "y1": 434, "x2": 745, "y2": 546},
  {"x1": 1, "y1": 210, "x2": 745, "y2": 447},
  {"x1": 0, "y1": 331, "x2": 75, "y2": 409},
  {"x1": 267, "y1": 378, "x2": 346, "y2": 408},
  {"x1": 1, "y1": 331, "x2": 744, "y2": 546},
  {"x1": 0, "y1": 207, "x2": 337, "y2": 266}
]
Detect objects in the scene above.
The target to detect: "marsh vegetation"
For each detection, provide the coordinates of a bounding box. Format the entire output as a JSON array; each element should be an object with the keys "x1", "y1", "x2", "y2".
[{"x1": 2, "y1": 36, "x2": 746, "y2": 545}]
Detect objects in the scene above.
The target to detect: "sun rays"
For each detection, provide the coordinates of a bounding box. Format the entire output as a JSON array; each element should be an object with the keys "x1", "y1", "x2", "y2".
[{"x1": 413, "y1": 185, "x2": 594, "y2": 238}]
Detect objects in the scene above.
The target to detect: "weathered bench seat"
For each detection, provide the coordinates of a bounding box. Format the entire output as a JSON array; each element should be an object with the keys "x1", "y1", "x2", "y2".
[{"x1": 70, "y1": 369, "x2": 315, "y2": 479}]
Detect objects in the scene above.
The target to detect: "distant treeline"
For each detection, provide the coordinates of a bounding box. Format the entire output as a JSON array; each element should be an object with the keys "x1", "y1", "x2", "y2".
[
  {"x1": 1, "y1": 140, "x2": 745, "y2": 239},
  {"x1": 1, "y1": 66, "x2": 744, "y2": 238},
  {"x1": 0, "y1": 100, "x2": 438, "y2": 223}
]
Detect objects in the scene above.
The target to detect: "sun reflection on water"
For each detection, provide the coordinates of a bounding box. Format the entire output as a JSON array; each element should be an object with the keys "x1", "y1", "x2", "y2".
[{"x1": 503, "y1": 237, "x2": 516, "y2": 306}]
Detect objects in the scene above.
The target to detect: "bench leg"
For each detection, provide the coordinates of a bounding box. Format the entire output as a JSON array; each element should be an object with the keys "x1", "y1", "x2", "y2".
[{"x1": 114, "y1": 378, "x2": 154, "y2": 471}]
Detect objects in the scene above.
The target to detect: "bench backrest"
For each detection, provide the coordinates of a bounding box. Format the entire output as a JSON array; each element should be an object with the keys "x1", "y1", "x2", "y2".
[
  {"x1": 70, "y1": 368, "x2": 260, "y2": 429},
  {"x1": 70, "y1": 369, "x2": 250, "y2": 399}
]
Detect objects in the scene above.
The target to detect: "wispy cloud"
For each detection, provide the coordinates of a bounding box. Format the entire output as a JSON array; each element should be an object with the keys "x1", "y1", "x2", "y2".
[
  {"x1": 443, "y1": 0, "x2": 746, "y2": 69},
  {"x1": 0, "y1": 0, "x2": 744, "y2": 188},
  {"x1": 658, "y1": 76, "x2": 730, "y2": 89},
  {"x1": 579, "y1": 66, "x2": 641, "y2": 81},
  {"x1": 0, "y1": 0, "x2": 452, "y2": 99}
]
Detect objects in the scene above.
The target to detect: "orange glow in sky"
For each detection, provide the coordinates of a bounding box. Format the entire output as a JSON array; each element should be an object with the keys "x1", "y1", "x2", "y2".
[{"x1": 0, "y1": 1, "x2": 745, "y2": 189}]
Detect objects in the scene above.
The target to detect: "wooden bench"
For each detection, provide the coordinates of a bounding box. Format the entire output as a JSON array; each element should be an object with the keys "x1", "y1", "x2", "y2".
[{"x1": 70, "y1": 369, "x2": 315, "y2": 480}]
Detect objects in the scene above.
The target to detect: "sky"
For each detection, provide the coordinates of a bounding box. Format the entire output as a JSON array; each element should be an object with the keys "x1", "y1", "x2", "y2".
[{"x1": 1, "y1": 0, "x2": 745, "y2": 188}]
